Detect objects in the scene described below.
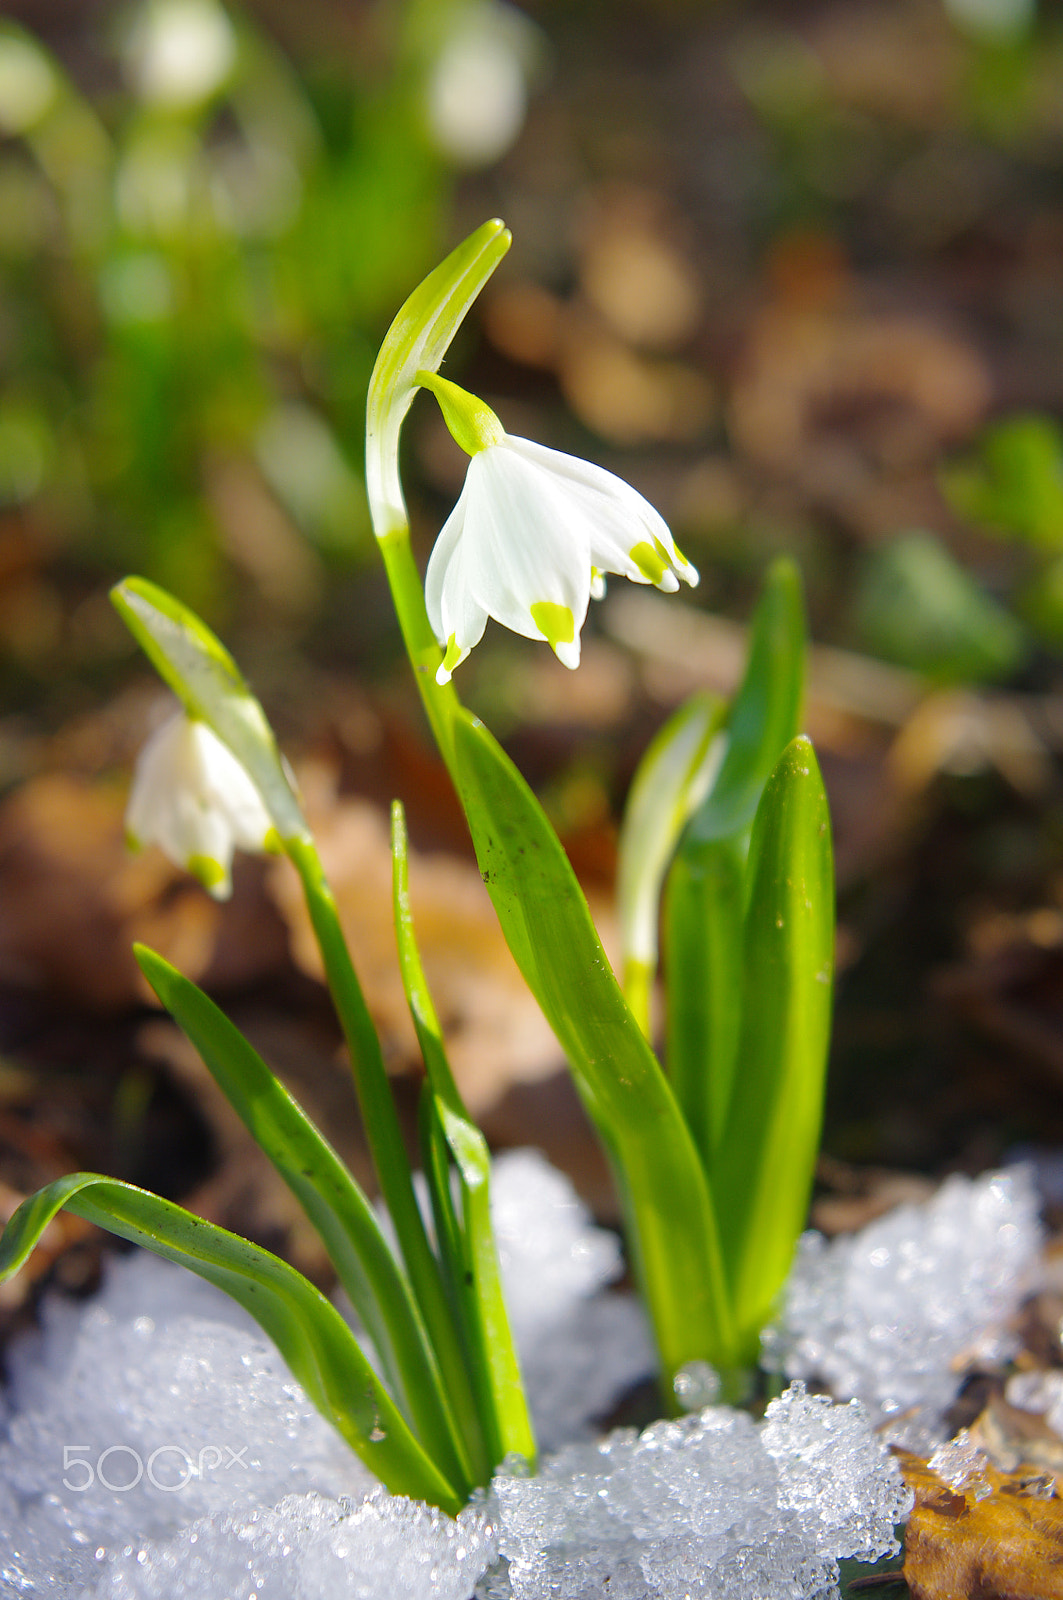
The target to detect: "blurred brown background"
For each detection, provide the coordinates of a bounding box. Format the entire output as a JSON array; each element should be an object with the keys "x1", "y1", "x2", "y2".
[{"x1": 3, "y1": 0, "x2": 1063, "y2": 1314}]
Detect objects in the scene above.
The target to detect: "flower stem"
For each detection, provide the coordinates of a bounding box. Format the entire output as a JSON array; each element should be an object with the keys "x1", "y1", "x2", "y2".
[
  {"x1": 377, "y1": 524, "x2": 459, "y2": 763},
  {"x1": 622, "y1": 956, "x2": 654, "y2": 1041},
  {"x1": 283, "y1": 833, "x2": 486, "y2": 1485}
]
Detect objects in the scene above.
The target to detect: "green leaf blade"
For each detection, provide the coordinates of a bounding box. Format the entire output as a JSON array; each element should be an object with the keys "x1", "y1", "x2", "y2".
[
  {"x1": 133, "y1": 942, "x2": 473, "y2": 1497},
  {"x1": 686, "y1": 557, "x2": 805, "y2": 846},
  {"x1": 392, "y1": 802, "x2": 535, "y2": 1471},
  {"x1": 452, "y1": 708, "x2": 738, "y2": 1378},
  {"x1": 664, "y1": 833, "x2": 746, "y2": 1165},
  {"x1": 0, "y1": 1175, "x2": 463, "y2": 1512},
  {"x1": 714, "y1": 736, "x2": 835, "y2": 1354}
]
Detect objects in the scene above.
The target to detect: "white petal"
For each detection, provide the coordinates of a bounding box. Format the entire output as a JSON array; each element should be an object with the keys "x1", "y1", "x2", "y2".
[
  {"x1": 125, "y1": 711, "x2": 184, "y2": 846},
  {"x1": 192, "y1": 722, "x2": 273, "y2": 850},
  {"x1": 436, "y1": 571, "x2": 488, "y2": 683},
  {"x1": 462, "y1": 445, "x2": 591, "y2": 641},
  {"x1": 125, "y1": 709, "x2": 268, "y2": 899},
  {"x1": 505, "y1": 435, "x2": 698, "y2": 590},
  {"x1": 424, "y1": 486, "x2": 469, "y2": 642},
  {"x1": 166, "y1": 789, "x2": 235, "y2": 897}
]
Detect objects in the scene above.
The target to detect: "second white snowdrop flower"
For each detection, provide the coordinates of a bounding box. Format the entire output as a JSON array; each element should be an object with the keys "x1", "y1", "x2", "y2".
[
  {"x1": 126, "y1": 707, "x2": 275, "y2": 899},
  {"x1": 420, "y1": 372, "x2": 698, "y2": 683}
]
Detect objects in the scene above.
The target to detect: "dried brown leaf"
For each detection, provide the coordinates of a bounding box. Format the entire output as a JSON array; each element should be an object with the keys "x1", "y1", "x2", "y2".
[
  {"x1": 900, "y1": 1449, "x2": 1063, "y2": 1600},
  {"x1": 269, "y1": 769, "x2": 562, "y2": 1115}
]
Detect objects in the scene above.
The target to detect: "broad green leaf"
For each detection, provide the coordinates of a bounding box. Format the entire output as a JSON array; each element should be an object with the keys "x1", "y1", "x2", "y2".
[
  {"x1": 664, "y1": 833, "x2": 746, "y2": 1165},
  {"x1": 616, "y1": 691, "x2": 727, "y2": 1034},
  {"x1": 392, "y1": 802, "x2": 535, "y2": 1471},
  {"x1": 134, "y1": 942, "x2": 473, "y2": 1497},
  {"x1": 0, "y1": 1174, "x2": 463, "y2": 1512},
  {"x1": 111, "y1": 577, "x2": 305, "y2": 842},
  {"x1": 366, "y1": 218, "x2": 511, "y2": 539},
  {"x1": 713, "y1": 736, "x2": 834, "y2": 1356},
  {"x1": 664, "y1": 560, "x2": 806, "y2": 1173},
  {"x1": 685, "y1": 557, "x2": 805, "y2": 846},
  {"x1": 451, "y1": 708, "x2": 738, "y2": 1378}
]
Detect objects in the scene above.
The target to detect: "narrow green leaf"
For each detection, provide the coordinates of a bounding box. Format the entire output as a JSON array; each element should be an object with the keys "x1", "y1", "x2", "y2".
[
  {"x1": 664, "y1": 833, "x2": 745, "y2": 1164},
  {"x1": 685, "y1": 557, "x2": 805, "y2": 845},
  {"x1": 111, "y1": 577, "x2": 305, "y2": 842},
  {"x1": 714, "y1": 736, "x2": 834, "y2": 1355},
  {"x1": 281, "y1": 832, "x2": 473, "y2": 1481},
  {"x1": 392, "y1": 802, "x2": 535, "y2": 1470},
  {"x1": 664, "y1": 559, "x2": 807, "y2": 1198},
  {"x1": 134, "y1": 942, "x2": 473, "y2": 1497},
  {"x1": 616, "y1": 691, "x2": 727, "y2": 1034},
  {"x1": 451, "y1": 709, "x2": 738, "y2": 1378},
  {"x1": 419, "y1": 1085, "x2": 467, "y2": 1310},
  {"x1": 0, "y1": 1175, "x2": 463, "y2": 1512}
]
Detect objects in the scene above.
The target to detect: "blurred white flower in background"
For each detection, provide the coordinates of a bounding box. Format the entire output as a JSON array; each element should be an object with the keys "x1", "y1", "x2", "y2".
[
  {"x1": 0, "y1": 27, "x2": 58, "y2": 134},
  {"x1": 426, "y1": 2, "x2": 543, "y2": 168},
  {"x1": 942, "y1": 0, "x2": 1036, "y2": 40},
  {"x1": 126, "y1": 708, "x2": 274, "y2": 898},
  {"x1": 125, "y1": 0, "x2": 237, "y2": 108}
]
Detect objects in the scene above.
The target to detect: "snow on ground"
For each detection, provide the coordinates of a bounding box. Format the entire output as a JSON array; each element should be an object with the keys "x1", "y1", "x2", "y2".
[{"x1": 0, "y1": 1154, "x2": 1039, "y2": 1599}]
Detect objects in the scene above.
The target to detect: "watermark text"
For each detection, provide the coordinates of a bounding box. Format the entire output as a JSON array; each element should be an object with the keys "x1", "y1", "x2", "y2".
[{"x1": 62, "y1": 1443, "x2": 250, "y2": 1492}]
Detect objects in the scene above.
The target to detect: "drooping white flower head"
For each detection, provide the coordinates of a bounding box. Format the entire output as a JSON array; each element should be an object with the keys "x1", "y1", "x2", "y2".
[
  {"x1": 126, "y1": 707, "x2": 275, "y2": 899},
  {"x1": 420, "y1": 373, "x2": 698, "y2": 684}
]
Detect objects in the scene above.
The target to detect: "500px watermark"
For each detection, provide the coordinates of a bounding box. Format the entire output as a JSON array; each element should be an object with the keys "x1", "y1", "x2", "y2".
[{"x1": 62, "y1": 1443, "x2": 251, "y2": 1492}]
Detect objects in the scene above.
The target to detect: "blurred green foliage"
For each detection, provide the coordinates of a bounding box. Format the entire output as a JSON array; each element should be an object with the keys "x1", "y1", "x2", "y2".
[
  {"x1": 944, "y1": 415, "x2": 1063, "y2": 551},
  {"x1": 0, "y1": 0, "x2": 477, "y2": 642},
  {"x1": 944, "y1": 415, "x2": 1063, "y2": 650},
  {"x1": 854, "y1": 531, "x2": 1029, "y2": 686}
]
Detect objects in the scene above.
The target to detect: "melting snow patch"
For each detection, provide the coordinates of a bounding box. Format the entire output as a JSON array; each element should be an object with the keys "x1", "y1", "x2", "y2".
[
  {"x1": 1, "y1": 1154, "x2": 1041, "y2": 1598},
  {"x1": 763, "y1": 1166, "x2": 1042, "y2": 1445},
  {"x1": 483, "y1": 1384, "x2": 909, "y2": 1600}
]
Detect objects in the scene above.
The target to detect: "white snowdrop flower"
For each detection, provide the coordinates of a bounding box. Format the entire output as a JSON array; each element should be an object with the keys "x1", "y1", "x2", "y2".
[
  {"x1": 126, "y1": 708, "x2": 275, "y2": 899},
  {"x1": 125, "y1": 0, "x2": 236, "y2": 108},
  {"x1": 421, "y1": 372, "x2": 697, "y2": 683}
]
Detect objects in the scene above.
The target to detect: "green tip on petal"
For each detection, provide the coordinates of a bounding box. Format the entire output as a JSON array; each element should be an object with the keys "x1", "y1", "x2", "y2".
[
  {"x1": 437, "y1": 633, "x2": 466, "y2": 684},
  {"x1": 417, "y1": 371, "x2": 504, "y2": 456},
  {"x1": 187, "y1": 853, "x2": 230, "y2": 897},
  {"x1": 529, "y1": 601, "x2": 576, "y2": 657},
  {"x1": 630, "y1": 540, "x2": 669, "y2": 585}
]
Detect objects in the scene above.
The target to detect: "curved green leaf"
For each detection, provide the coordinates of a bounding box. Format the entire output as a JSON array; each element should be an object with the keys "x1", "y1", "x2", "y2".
[
  {"x1": 665, "y1": 833, "x2": 745, "y2": 1165},
  {"x1": 452, "y1": 709, "x2": 738, "y2": 1377},
  {"x1": 714, "y1": 736, "x2": 835, "y2": 1355},
  {"x1": 0, "y1": 1175, "x2": 463, "y2": 1512},
  {"x1": 685, "y1": 557, "x2": 805, "y2": 846},
  {"x1": 134, "y1": 942, "x2": 473, "y2": 1497},
  {"x1": 665, "y1": 559, "x2": 807, "y2": 1182}
]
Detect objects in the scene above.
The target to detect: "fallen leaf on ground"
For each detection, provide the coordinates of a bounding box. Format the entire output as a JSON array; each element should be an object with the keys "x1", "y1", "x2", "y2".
[
  {"x1": 0, "y1": 774, "x2": 291, "y2": 1009},
  {"x1": 268, "y1": 764, "x2": 564, "y2": 1115},
  {"x1": 900, "y1": 1448, "x2": 1063, "y2": 1600}
]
